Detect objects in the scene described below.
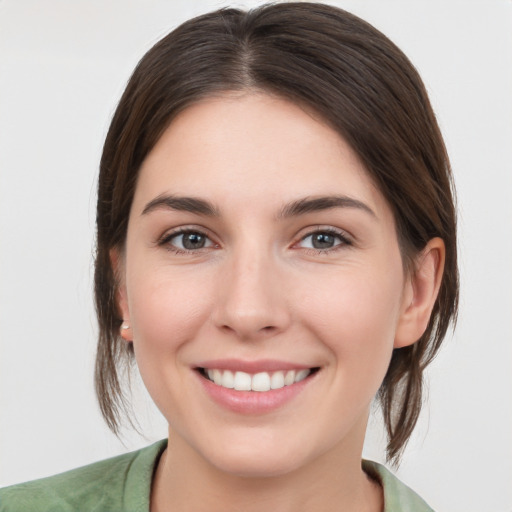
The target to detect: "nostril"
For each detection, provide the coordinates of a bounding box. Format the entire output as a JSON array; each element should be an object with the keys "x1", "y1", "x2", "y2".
[{"x1": 212, "y1": 296, "x2": 291, "y2": 338}]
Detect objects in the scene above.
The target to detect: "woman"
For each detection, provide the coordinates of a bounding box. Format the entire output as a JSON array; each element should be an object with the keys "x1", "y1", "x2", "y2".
[{"x1": 0, "y1": 3, "x2": 458, "y2": 511}]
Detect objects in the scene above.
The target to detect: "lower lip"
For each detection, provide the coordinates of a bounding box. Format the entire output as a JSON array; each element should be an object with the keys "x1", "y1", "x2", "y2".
[{"x1": 196, "y1": 371, "x2": 317, "y2": 414}]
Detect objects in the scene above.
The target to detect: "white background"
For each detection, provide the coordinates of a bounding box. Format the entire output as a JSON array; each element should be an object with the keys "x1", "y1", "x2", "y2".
[{"x1": 1, "y1": 1, "x2": 511, "y2": 511}]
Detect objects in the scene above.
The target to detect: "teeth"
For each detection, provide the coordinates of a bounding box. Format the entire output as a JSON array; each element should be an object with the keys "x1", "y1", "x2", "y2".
[
  {"x1": 295, "y1": 369, "x2": 310, "y2": 382},
  {"x1": 252, "y1": 372, "x2": 271, "y2": 392},
  {"x1": 234, "y1": 371, "x2": 252, "y2": 391},
  {"x1": 270, "y1": 371, "x2": 285, "y2": 389},
  {"x1": 204, "y1": 368, "x2": 313, "y2": 391},
  {"x1": 221, "y1": 370, "x2": 234, "y2": 389},
  {"x1": 284, "y1": 370, "x2": 295, "y2": 386},
  {"x1": 213, "y1": 369, "x2": 222, "y2": 386}
]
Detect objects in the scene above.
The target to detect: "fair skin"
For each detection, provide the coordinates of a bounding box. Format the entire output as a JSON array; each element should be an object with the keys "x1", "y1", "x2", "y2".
[{"x1": 113, "y1": 93, "x2": 444, "y2": 512}]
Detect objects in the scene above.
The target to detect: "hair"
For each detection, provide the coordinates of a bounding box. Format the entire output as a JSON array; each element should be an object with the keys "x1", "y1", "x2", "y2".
[{"x1": 94, "y1": 2, "x2": 458, "y2": 465}]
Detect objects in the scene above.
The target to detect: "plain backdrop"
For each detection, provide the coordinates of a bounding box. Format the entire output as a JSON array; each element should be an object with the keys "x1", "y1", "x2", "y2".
[{"x1": 1, "y1": 1, "x2": 511, "y2": 511}]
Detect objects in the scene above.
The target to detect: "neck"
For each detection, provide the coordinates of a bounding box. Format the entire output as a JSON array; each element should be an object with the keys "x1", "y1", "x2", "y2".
[{"x1": 150, "y1": 427, "x2": 383, "y2": 512}]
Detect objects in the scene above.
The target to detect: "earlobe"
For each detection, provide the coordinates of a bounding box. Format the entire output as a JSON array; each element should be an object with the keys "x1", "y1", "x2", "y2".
[
  {"x1": 394, "y1": 238, "x2": 445, "y2": 348},
  {"x1": 109, "y1": 248, "x2": 132, "y2": 342}
]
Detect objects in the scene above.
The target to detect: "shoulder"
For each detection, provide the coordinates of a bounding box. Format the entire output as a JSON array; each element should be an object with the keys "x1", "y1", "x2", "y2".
[
  {"x1": 363, "y1": 460, "x2": 435, "y2": 512},
  {"x1": 0, "y1": 439, "x2": 167, "y2": 512}
]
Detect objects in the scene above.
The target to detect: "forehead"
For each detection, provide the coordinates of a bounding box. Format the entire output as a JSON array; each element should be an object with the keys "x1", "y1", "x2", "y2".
[{"x1": 133, "y1": 93, "x2": 391, "y2": 221}]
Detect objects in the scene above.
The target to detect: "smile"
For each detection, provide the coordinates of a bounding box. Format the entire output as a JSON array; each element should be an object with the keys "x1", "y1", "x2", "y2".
[
  {"x1": 195, "y1": 362, "x2": 321, "y2": 414},
  {"x1": 200, "y1": 368, "x2": 317, "y2": 392}
]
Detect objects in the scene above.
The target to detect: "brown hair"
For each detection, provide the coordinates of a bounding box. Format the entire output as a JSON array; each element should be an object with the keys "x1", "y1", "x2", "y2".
[{"x1": 94, "y1": 2, "x2": 458, "y2": 465}]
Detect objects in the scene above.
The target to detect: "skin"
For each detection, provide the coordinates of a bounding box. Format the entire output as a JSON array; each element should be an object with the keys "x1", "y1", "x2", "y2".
[{"x1": 114, "y1": 93, "x2": 444, "y2": 512}]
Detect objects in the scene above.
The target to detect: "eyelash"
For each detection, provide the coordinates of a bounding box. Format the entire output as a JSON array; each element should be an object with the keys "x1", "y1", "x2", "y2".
[
  {"x1": 157, "y1": 226, "x2": 352, "y2": 255},
  {"x1": 295, "y1": 227, "x2": 352, "y2": 255},
  {"x1": 158, "y1": 228, "x2": 216, "y2": 254}
]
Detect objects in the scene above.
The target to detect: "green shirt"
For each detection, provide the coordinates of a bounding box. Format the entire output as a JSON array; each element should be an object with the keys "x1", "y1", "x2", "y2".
[{"x1": 0, "y1": 440, "x2": 434, "y2": 511}]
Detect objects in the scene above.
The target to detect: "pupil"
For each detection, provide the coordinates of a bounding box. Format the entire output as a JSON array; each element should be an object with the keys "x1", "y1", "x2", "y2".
[
  {"x1": 183, "y1": 233, "x2": 205, "y2": 250},
  {"x1": 312, "y1": 233, "x2": 334, "y2": 249}
]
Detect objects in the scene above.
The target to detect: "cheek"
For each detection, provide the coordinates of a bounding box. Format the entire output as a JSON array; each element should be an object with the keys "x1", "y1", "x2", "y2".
[
  {"x1": 125, "y1": 261, "x2": 215, "y2": 367},
  {"x1": 123, "y1": 263, "x2": 217, "y2": 419},
  {"x1": 298, "y1": 264, "x2": 403, "y2": 378}
]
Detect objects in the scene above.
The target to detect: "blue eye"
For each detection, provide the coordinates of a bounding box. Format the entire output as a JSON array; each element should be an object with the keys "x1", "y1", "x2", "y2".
[
  {"x1": 298, "y1": 230, "x2": 349, "y2": 250},
  {"x1": 164, "y1": 230, "x2": 214, "y2": 251}
]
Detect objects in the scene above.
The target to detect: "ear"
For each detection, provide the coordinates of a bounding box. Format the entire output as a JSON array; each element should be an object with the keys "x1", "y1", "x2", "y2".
[
  {"x1": 394, "y1": 237, "x2": 445, "y2": 349},
  {"x1": 109, "y1": 248, "x2": 132, "y2": 342}
]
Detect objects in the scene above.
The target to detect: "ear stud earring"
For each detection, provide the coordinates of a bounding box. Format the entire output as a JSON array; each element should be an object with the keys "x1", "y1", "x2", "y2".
[{"x1": 120, "y1": 322, "x2": 132, "y2": 341}]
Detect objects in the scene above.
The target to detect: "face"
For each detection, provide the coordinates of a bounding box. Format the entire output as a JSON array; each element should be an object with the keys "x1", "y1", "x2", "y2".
[{"x1": 117, "y1": 93, "x2": 413, "y2": 477}]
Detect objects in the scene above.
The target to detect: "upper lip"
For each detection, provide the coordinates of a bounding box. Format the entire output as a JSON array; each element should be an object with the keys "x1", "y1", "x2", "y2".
[{"x1": 195, "y1": 359, "x2": 315, "y2": 373}]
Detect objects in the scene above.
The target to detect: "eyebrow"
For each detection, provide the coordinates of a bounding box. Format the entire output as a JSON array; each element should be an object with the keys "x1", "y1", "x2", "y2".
[
  {"x1": 277, "y1": 195, "x2": 376, "y2": 219},
  {"x1": 142, "y1": 195, "x2": 220, "y2": 217},
  {"x1": 141, "y1": 194, "x2": 375, "y2": 219}
]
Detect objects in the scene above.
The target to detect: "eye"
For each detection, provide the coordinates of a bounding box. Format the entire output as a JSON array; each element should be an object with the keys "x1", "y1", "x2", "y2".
[
  {"x1": 161, "y1": 230, "x2": 215, "y2": 252},
  {"x1": 297, "y1": 229, "x2": 350, "y2": 251}
]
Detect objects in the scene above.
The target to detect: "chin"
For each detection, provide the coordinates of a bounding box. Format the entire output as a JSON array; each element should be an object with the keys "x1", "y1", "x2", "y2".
[
  {"x1": 211, "y1": 454, "x2": 302, "y2": 479},
  {"x1": 198, "y1": 436, "x2": 315, "y2": 478}
]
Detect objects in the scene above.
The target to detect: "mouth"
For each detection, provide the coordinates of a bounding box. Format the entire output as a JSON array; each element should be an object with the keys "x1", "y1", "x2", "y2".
[{"x1": 196, "y1": 367, "x2": 320, "y2": 392}]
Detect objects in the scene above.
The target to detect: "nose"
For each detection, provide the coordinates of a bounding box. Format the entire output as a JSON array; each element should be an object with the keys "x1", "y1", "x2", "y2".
[{"x1": 212, "y1": 247, "x2": 291, "y2": 341}]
